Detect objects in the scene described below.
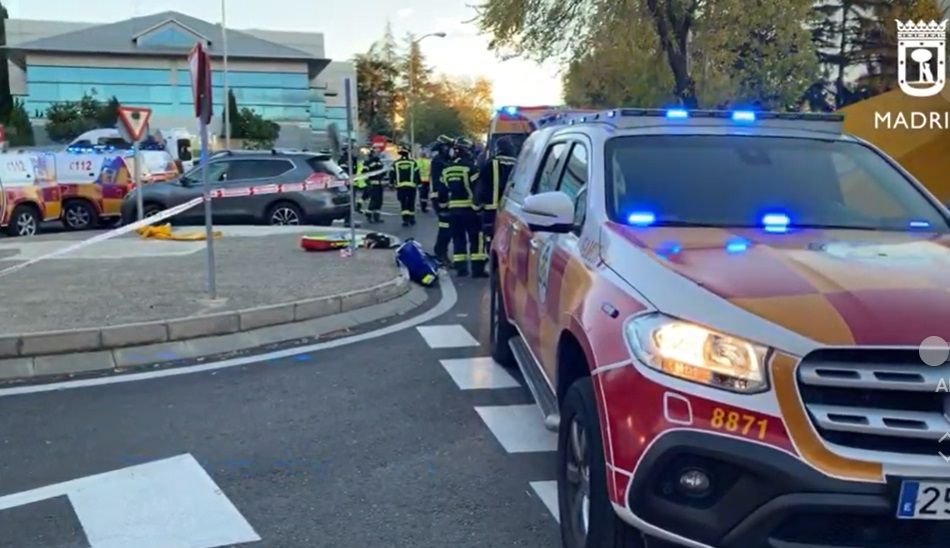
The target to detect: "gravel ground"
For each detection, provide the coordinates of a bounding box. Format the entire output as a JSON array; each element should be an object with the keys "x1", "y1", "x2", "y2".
[{"x1": 0, "y1": 233, "x2": 398, "y2": 335}]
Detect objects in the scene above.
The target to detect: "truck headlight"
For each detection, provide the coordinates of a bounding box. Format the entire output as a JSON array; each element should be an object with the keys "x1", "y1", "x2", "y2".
[{"x1": 625, "y1": 314, "x2": 769, "y2": 393}]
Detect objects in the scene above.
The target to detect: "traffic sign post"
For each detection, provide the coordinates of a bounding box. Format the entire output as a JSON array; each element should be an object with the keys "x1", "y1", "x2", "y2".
[
  {"x1": 189, "y1": 42, "x2": 217, "y2": 298},
  {"x1": 117, "y1": 105, "x2": 153, "y2": 222}
]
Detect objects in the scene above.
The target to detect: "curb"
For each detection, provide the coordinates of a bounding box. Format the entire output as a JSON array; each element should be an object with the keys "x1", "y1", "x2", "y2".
[{"x1": 0, "y1": 274, "x2": 410, "y2": 379}]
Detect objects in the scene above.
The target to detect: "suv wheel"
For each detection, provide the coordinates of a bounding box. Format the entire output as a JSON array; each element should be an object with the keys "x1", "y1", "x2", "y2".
[
  {"x1": 62, "y1": 200, "x2": 98, "y2": 231},
  {"x1": 268, "y1": 202, "x2": 302, "y2": 226},
  {"x1": 559, "y1": 377, "x2": 644, "y2": 548},
  {"x1": 5, "y1": 205, "x2": 39, "y2": 237},
  {"x1": 490, "y1": 264, "x2": 517, "y2": 368}
]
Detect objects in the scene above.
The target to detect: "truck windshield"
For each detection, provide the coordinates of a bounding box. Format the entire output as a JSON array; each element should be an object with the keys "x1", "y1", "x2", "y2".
[{"x1": 606, "y1": 135, "x2": 949, "y2": 232}]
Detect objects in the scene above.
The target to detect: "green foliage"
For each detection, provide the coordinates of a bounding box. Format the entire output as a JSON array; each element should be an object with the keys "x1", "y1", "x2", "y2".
[
  {"x1": 239, "y1": 107, "x2": 280, "y2": 149},
  {"x1": 226, "y1": 89, "x2": 246, "y2": 139},
  {"x1": 411, "y1": 99, "x2": 466, "y2": 145},
  {"x1": 481, "y1": 0, "x2": 819, "y2": 111},
  {"x1": 355, "y1": 50, "x2": 400, "y2": 138},
  {"x1": 96, "y1": 96, "x2": 120, "y2": 128},
  {"x1": 7, "y1": 98, "x2": 33, "y2": 146},
  {"x1": 44, "y1": 98, "x2": 98, "y2": 143}
]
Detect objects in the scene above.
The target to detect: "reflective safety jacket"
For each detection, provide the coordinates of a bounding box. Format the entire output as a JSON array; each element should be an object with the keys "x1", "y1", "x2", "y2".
[
  {"x1": 353, "y1": 161, "x2": 367, "y2": 189},
  {"x1": 476, "y1": 154, "x2": 516, "y2": 211},
  {"x1": 364, "y1": 158, "x2": 385, "y2": 186},
  {"x1": 436, "y1": 158, "x2": 480, "y2": 212},
  {"x1": 417, "y1": 157, "x2": 432, "y2": 183},
  {"x1": 390, "y1": 159, "x2": 420, "y2": 188}
]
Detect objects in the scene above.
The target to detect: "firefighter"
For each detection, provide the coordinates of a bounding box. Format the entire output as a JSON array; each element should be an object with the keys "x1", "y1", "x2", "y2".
[
  {"x1": 431, "y1": 135, "x2": 455, "y2": 264},
  {"x1": 391, "y1": 147, "x2": 420, "y2": 227},
  {"x1": 475, "y1": 136, "x2": 517, "y2": 246},
  {"x1": 364, "y1": 150, "x2": 385, "y2": 224},
  {"x1": 417, "y1": 151, "x2": 432, "y2": 213},
  {"x1": 438, "y1": 138, "x2": 486, "y2": 277}
]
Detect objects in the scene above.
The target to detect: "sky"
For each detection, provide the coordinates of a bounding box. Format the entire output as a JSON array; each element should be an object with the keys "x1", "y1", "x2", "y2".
[{"x1": 8, "y1": 0, "x2": 565, "y2": 108}]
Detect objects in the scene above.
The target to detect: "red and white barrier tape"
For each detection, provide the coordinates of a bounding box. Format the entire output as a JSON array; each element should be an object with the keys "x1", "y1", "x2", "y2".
[
  {"x1": 0, "y1": 166, "x2": 391, "y2": 279},
  {"x1": 0, "y1": 197, "x2": 204, "y2": 279}
]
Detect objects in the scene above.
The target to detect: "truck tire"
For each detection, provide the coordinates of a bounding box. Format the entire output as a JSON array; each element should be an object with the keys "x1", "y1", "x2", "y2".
[
  {"x1": 5, "y1": 205, "x2": 40, "y2": 237},
  {"x1": 490, "y1": 263, "x2": 517, "y2": 368},
  {"x1": 559, "y1": 377, "x2": 645, "y2": 548},
  {"x1": 62, "y1": 200, "x2": 98, "y2": 231}
]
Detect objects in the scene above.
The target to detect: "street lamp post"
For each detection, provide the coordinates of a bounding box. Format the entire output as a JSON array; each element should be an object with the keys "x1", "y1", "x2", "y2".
[
  {"x1": 408, "y1": 32, "x2": 445, "y2": 157},
  {"x1": 221, "y1": 0, "x2": 231, "y2": 150}
]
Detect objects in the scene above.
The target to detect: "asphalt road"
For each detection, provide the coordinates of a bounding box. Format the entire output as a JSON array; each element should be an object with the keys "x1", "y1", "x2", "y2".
[{"x1": 0, "y1": 191, "x2": 561, "y2": 548}]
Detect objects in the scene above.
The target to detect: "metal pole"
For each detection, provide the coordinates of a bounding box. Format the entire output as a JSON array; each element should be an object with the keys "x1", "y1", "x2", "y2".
[
  {"x1": 221, "y1": 0, "x2": 231, "y2": 150},
  {"x1": 345, "y1": 77, "x2": 357, "y2": 254},
  {"x1": 409, "y1": 35, "x2": 415, "y2": 157},
  {"x1": 133, "y1": 141, "x2": 143, "y2": 220},
  {"x1": 200, "y1": 119, "x2": 217, "y2": 298}
]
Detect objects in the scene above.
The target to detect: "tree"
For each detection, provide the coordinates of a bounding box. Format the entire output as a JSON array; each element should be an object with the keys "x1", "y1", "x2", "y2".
[
  {"x1": 44, "y1": 98, "x2": 98, "y2": 142},
  {"x1": 411, "y1": 99, "x2": 466, "y2": 145},
  {"x1": 226, "y1": 89, "x2": 246, "y2": 138},
  {"x1": 240, "y1": 107, "x2": 280, "y2": 149},
  {"x1": 7, "y1": 98, "x2": 33, "y2": 146},
  {"x1": 0, "y1": 2, "x2": 12, "y2": 122},
  {"x1": 563, "y1": 5, "x2": 675, "y2": 108},
  {"x1": 478, "y1": 0, "x2": 819, "y2": 110},
  {"x1": 96, "y1": 96, "x2": 120, "y2": 128},
  {"x1": 355, "y1": 44, "x2": 399, "y2": 138},
  {"x1": 855, "y1": 0, "x2": 946, "y2": 96}
]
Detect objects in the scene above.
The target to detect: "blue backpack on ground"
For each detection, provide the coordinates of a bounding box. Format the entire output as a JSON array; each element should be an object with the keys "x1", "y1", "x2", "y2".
[{"x1": 396, "y1": 239, "x2": 439, "y2": 287}]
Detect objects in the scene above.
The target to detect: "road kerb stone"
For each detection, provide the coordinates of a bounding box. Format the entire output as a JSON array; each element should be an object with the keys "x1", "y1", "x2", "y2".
[
  {"x1": 33, "y1": 351, "x2": 115, "y2": 377},
  {"x1": 0, "y1": 336, "x2": 20, "y2": 358},
  {"x1": 167, "y1": 312, "x2": 240, "y2": 341},
  {"x1": 101, "y1": 322, "x2": 169, "y2": 348},
  {"x1": 294, "y1": 296, "x2": 342, "y2": 321},
  {"x1": 20, "y1": 329, "x2": 101, "y2": 356},
  {"x1": 0, "y1": 357, "x2": 34, "y2": 379},
  {"x1": 239, "y1": 303, "x2": 296, "y2": 331}
]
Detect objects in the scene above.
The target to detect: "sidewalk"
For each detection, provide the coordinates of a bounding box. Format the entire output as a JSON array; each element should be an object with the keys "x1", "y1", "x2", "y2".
[{"x1": 0, "y1": 225, "x2": 398, "y2": 336}]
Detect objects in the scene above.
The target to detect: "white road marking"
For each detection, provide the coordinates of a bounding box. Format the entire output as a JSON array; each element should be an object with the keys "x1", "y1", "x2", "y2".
[
  {"x1": 0, "y1": 454, "x2": 260, "y2": 547},
  {"x1": 530, "y1": 481, "x2": 560, "y2": 523},
  {"x1": 440, "y1": 357, "x2": 520, "y2": 390},
  {"x1": 0, "y1": 276, "x2": 457, "y2": 397},
  {"x1": 417, "y1": 324, "x2": 479, "y2": 348},
  {"x1": 475, "y1": 404, "x2": 558, "y2": 453}
]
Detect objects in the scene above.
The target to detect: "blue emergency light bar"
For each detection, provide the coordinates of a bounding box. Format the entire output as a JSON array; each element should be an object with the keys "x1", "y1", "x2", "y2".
[
  {"x1": 909, "y1": 220, "x2": 932, "y2": 229},
  {"x1": 762, "y1": 213, "x2": 791, "y2": 233},
  {"x1": 538, "y1": 108, "x2": 844, "y2": 134},
  {"x1": 627, "y1": 211, "x2": 657, "y2": 226},
  {"x1": 732, "y1": 110, "x2": 757, "y2": 122},
  {"x1": 666, "y1": 109, "x2": 689, "y2": 120}
]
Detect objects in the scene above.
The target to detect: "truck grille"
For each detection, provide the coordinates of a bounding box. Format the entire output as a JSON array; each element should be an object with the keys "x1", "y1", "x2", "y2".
[{"x1": 797, "y1": 349, "x2": 950, "y2": 455}]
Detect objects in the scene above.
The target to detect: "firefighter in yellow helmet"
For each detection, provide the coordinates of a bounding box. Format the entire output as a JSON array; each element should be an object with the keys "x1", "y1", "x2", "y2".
[
  {"x1": 390, "y1": 147, "x2": 420, "y2": 227},
  {"x1": 437, "y1": 137, "x2": 486, "y2": 277}
]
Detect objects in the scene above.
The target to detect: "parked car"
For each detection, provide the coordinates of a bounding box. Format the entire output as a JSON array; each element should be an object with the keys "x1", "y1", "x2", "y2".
[
  {"x1": 490, "y1": 107, "x2": 950, "y2": 548},
  {"x1": 121, "y1": 151, "x2": 351, "y2": 226}
]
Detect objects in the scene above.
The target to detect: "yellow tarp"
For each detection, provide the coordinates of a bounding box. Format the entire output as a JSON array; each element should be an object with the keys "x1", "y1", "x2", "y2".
[
  {"x1": 137, "y1": 224, "x2": 222, "y2": 241},
  {"x1": 840, "y1": 87, "x2": 950, "y2": 201}
]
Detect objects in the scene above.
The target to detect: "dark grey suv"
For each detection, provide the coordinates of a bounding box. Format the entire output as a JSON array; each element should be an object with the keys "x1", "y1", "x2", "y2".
[{"x1": 121, "y1": 151, "x2": 351, "y2": 226}]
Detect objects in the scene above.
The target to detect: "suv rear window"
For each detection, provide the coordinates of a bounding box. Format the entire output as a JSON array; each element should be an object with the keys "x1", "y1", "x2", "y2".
[{"x1": 606, "y1": 135, "x2": 949, "y2": 232}]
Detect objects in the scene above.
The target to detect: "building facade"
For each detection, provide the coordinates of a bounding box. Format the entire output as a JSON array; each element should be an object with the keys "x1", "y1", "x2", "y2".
[{"x1": 6, "y1": 12, "x2": 358, "y2": 148}]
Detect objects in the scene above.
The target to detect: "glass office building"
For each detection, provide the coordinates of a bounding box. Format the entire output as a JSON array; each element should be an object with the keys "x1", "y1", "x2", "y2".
[{"x1": 8, "y1": 11, "x2": 357, "y2": 147}]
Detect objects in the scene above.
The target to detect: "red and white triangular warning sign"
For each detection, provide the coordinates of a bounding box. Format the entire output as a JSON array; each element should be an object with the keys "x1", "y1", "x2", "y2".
[{"x1": 117, "y1": 106, "x2": 153, "y2": 143}]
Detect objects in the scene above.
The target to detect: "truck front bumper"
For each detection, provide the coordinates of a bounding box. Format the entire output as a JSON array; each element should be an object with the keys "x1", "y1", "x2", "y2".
[{"x1": 628, "y1": 431, "x2": 950, "y2": 548}]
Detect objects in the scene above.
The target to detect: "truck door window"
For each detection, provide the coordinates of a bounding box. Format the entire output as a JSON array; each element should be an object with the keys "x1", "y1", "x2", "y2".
[
  {"x1": 533, "y1": 142, "x2": 568, "y2": 194},
  {"x1": 558, "y1": 143, "x2": 588, "y2": 200}
]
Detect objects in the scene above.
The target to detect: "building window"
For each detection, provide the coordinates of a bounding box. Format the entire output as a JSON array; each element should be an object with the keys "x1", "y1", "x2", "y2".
[{"x1": 135, "y1": 21, "x2": 208, "y2": 50}]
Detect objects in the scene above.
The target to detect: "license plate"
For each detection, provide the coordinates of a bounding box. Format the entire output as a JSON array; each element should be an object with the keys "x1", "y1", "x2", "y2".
[{"x1": 897, "y1": 481, "x2": 950, "y2": 520}]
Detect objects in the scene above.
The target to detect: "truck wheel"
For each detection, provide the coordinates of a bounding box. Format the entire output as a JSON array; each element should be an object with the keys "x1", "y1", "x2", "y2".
[
  {"x1": 5, "y1": 205, "x2": 39, "y2": 237},
  {"x1": 490, "y1": 264, "x2": 517, "y2": 368},
  {"x1": 62, "y1": 200, "x2": 98, "y2": 231},
  {"x1": 559, "y1": 377, "x2": 644, "y2": 548}
]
